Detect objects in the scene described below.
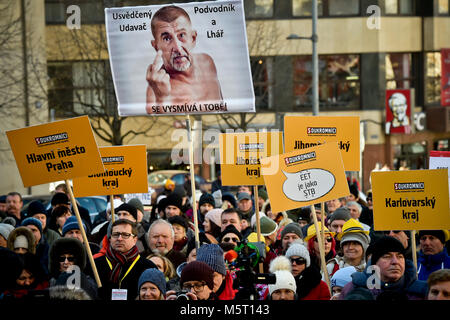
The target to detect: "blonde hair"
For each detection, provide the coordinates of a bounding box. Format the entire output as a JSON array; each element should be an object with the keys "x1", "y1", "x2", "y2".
[{"x1": 147, "y1": 253, "x2": 176, "y2": 280}]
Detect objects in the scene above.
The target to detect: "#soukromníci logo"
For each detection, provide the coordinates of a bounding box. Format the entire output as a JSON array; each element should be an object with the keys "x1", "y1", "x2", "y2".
[
  {"x1": 35, "y1": 132, "x2": 69, "y2": 146},
  {"x1": 394, "y1": 182, "x2": 425, "y2": 192},
  {"x1": 307, "y1": 127, "x2": 337, "y2": 135}
]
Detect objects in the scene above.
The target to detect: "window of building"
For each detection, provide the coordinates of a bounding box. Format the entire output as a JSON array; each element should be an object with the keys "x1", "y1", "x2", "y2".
[
  {"x1": 245, "y1": 0, "x2": 274, "y2": 18},
  {"x1": 250, "y1": 57, "x2": 273, "y2": 110},
  {"x1": 292, "y1": 0, "x2": 324, "y2": 17},
  {"x1": 385, "y1": 53, "x2": 414, "y2": 90},
  {"x1": 425, "y1": 52, "x2": 441, "y2": 105},
  {"x1": 385, "y1": 0, "x2": 414, "y2": 15},
  {"x1": 45, "y1": 0, "x2": 105, "y2": 24},
  {"x1": 48, "y1": 61, "x2": 109, "y2": 117},
  {"x1": 293, "y1": 54, "x2": 360, "y2": 109},
  {"x1": 438, "y1": 0, "x2": 449, "y2": 15},
  {"x1": 393, "y1": 142, "x2": 427, "y2": 170},
  {"x1": 329, "y1": 0, "x2": 359, "y2": 16}
]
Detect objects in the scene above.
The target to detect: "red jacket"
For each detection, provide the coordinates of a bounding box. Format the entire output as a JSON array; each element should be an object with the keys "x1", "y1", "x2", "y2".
[{"x1": 300, "y1": 280, "x2": 331, "y2": 300}]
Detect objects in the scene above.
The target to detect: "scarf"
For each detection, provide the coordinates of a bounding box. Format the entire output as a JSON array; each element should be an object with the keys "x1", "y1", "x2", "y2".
[{"x1": 105, "y1": 244, "x2": 139, "y2": 284}]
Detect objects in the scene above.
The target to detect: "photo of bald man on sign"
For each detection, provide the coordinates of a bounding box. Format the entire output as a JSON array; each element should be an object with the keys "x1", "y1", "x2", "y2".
[{"x1": 146, "y1": 5, "x2": 223, "y2": 113}]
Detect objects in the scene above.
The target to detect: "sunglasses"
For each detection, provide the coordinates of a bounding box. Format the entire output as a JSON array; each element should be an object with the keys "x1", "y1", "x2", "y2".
[
  {"x1": 58, "y1": 255, "x2": 75, "y2": 263},
  {"x1": 290, "y1": 257, "x2": 306, "y2": 265},
  {"x1": 314, "y1": 236, "x2": 333, "y2": 243},
  {"x1": 223, "y1": 237, "x2": 240, "y2": 243}
]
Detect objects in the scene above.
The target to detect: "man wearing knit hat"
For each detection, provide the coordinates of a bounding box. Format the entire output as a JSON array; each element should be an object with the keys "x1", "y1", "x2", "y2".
[
  {"x1": 162, "y1": 193, "x2": 184, "y2": 219},
  {"x1": 28, "y1": 200, "x2": 60, "y2": 248},
  {"x1": 280, "y1": 222, "x2": 304, "y2": 254},
  {"x1": 21, "y1": 217, "x2": 50, "y2": 274},
  {"x1": 167, "y1": 260, "x2": 216, "y2": 300},
  {"x1": 339, "y1": 236, "x2": 427, "y2": 300},
  {"x1": 417, "y1": 230, "x2": 450, "y2": 281},
  {"x1": 196, "y1": 243, "x2": 237, "y2": 300},
  {"x1": 327, "y1": 207, "x2": 351, "y2": 236},
  {"x1": 62, "y1": 216, "x2": 100, "y2": 256}
]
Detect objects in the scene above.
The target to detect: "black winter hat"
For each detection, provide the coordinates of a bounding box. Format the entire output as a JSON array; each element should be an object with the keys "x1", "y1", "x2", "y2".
[
  {"x1": 349, "y1": 184, "x2": 359, "y2": 199},
  {"x1": 116, "y1": 203, "x2": 138, "y2": 221},
  {"x1": 51, "y1": 192, "x2": 70, "y2": 206},
  {"x1": 168, "y1": 215, "x2": 189, "y2": 231},
  {"x1": 220, "y1": 224, "x2": 243, "y2": 242},
  {"x1": 27, "y1": 200, "x2": 47, "y2": 217},
  {"x1": 199, "y1": 193, "x2": 215, "y2": 208},
  {"x1": 368, "y1": 236, "x2": 406, "y2": 265},
  {"x1": 165, "y1": 193, "x2": 183, "y2": 211},
  {"x1": 418, "y1": 230, "x2": 448, "y2": 244}
]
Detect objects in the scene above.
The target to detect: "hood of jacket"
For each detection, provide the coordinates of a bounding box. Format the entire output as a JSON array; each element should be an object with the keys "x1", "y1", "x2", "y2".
[{"x1": 7, "y1": 226, "x2": 36, "y2": 254}]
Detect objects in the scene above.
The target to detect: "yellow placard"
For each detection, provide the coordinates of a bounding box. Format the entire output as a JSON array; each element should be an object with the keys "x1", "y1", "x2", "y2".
[
  {"x1": 371, "y1": 169, "x2": 450, "y2": 231},
  {"x1": 284, "y1": 116, "x2": 360, "y2": 171},
  {"x1": 6, "y1": 116, "x2": 104, "y2": 187},
  {"x1": 72, "y1": 145, "x2": 149, "y2": 197},
  {"x1": 219, "y1": 131, "x2": 283, "y2": 186},
  {"x1": 260, "y1": 142, "x2": 349, "y2": 213}
]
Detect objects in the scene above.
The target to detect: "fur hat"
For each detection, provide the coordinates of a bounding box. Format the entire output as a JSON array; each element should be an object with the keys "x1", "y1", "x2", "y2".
[
  {"x1": 281, "y1": 222, "x2": 303, "y2": 239},
  {"x1": 285, "y1": 241, "x2": 311, "y2": 267},
  {"x1": 268, "y1": 270, "x2": 297, "y2": 296},
  {"x1": 180, "y1": 261, "x2": 215, "y2": 290},
  {"x1": 368, "y1": 236, "x2": 406, "y2": 265},
  {"x1": 196, "y1": 243, "x2": 226, "y2": 276},
  {"x1": 62, "y1": 216, "x2": 86, "y2": 236},
  {"x1": 48, "y1": 237, "x2": 86, "y2": 276},
  {"x1": 205, "y1": 208, "x2": 223, "y2": 227},
  {"x1": 115, "y1": 203, "x2": 138, "y2": 221},
  {"x1": 7, "y1": 227, "x2": 36, "y2": 254},
  {"x1": 138, "y1": 268, "x2": 167, "y2": 296},
  {"x1": 21, "y1": 217, "x2": 43, "y2": 235}
]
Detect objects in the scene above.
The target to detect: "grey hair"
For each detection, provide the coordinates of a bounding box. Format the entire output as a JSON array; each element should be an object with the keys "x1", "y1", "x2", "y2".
[
  {"x1": 148, "y1": 218, "x2": 175, "y2": 239},
  {"x1": 346, "y1": 201, "x2": 362, "y2": 213}
]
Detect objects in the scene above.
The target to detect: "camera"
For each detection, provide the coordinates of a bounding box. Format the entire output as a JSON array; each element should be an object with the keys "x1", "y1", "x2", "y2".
[{"x1": 175, "y1": 290, "x2": 190, "y2": 300}]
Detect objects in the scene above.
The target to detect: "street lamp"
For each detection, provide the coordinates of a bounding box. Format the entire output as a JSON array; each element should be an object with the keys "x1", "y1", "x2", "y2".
[{"x1": 287, "y1": 0, "x2": 319, "y2": 116}]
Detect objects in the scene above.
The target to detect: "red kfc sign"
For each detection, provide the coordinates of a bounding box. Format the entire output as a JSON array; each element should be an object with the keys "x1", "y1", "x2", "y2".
[
  {"x1": 385, "y1": 89, "x2": 412, "y2": 135},
  {"x1": 441, "y1": 48, "x2": 450, "y2": 107}
]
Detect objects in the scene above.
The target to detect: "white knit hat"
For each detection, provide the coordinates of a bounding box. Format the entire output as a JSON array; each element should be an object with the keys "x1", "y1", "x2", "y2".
[
  {"x1": 268, "y1": 270, "x2": 297, "y2": 296},
  {"x1": 205, "y1": 208, "x2": 223, "y2": 227},
  {"x1": 14, "y1": 235, "x2": 28, "y2": 249},
  {"x1": 285, "y1": 241, "x2": 311, "y2": 267}
]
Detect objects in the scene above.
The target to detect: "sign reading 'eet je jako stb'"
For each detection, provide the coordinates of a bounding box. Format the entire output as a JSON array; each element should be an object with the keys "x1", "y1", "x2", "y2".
[
  {"x1": 219, "y1": 131, "x2": 283, "y2": 186},
  {"x1": 6, "y1": 116, "x2": 104, "y2": 187},
  {"x1": 72, "y1": 145, "x2": 149, "y2": 197},
  {"x1": 284, "y1": 116, "x2": 360, "y2": 171},
  {"x1": 260, "y1": 142, "x2": 349, "y2": 213},
  {"x1": 371, "y1": 169, "x2": 450, "y2": 231}
]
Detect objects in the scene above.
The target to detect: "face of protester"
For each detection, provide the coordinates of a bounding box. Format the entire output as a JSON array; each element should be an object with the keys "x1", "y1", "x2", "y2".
[
  {"x1": 110, "y1": 223, "x2": 137, "y2": 253},
  {"x1": 271, "y1": 289, "x2": 295, "y2": 301},
  {"x1": 172, "y1": 223, "x2": 186, "y2": 242},
  {"x1": 212, "y1": 272, "x2": 225, "y2": 292},
  {"x1": 6, "y1": 194, "x2": 23, "y2": 217},
  {"x1": 420, "y1": 235, "x2": 444, "y2": 255},
  {"x1": 238, "y1": 186, "x2": 251, "y2": 195},
  {"x1": 151, "y1": 15, "x2": 197, "y2": 73},
  {"x1": 237, "y1": 199, "x2": 252, "y2": 213},
  {"x1": 32, "y1": 213, "x2": 47, "y2": 230},
  {"x1": 117, "y1": 210, "x2": 136, "y2": 223},
  {"x1": 140, "y1": 282, "x2": 162, "y2": 300},
  {"x1": 221, "y1": 212, "x2": 241, "y2": 232},
  {"x1": 149, "y1": 256, "x2": 165, "y2": 273},
  {"x1": 200, "y1": 203, "x2": 213, "y2": 215},
  {"x1": 297, "y1": 219, "x2": 308, "y2": 228},
  {"x1": 149, "y1": 223, "x2": 174, "y2": 255},
  {"x1": 165, "y1": 205, "x2": 181, "y2": 219},
  {"x1": 342, "y1": 241, "x2": 363, "y2": 262},
  {"x1": 16, "y1": 269, "x2": 34, "y2": 287},
  {"x1": 346, "y1": 194, "x2": 357, "y2": 202},
  {"x1": 289, "y1": 255, "x2": 306, "y2": 277},
  {"x1": 25, "y1": 225, "x2": 41, "y2": 245},
  {"x1": 428, "y1": 281, "x2": 450, "y2": 300},
  {"x1": 203, "y1": 218, "x2": 211, "y2": 232},
  {"x1": 0, "y1": 202, "x2": 7, "y2": 212},
  {"x1": 14, "y1": 247, "x2": 28, "y2": 254},
  {"x1": 57, "y1": 211, "x2": 72, "y2": 229},
  {"x1": 187, "y1": 248, "x2": 197, "y2": 262},
  {"x1": 282, "y1": 233, "x2": 301, "y2": 252},
  {"x1": 0, "y1": 235, "x2": 7, "y2": 248},
  {"x1": 385, "y1": 231, "x2": 409, "y2": 249},
  {"x1": 221, "y1": 232, "x2": 240, "y2": 247},
  {"x1": 240, "y1": 219, "x2": 249, "y2": 231},
  {"x1": 347, "y1": 204, "x2": 361, "y2": 220},
  {"x1": 59, "y1": 253, "x2": 76, "y2": 272},
  {"x1": 376, "y1": 251, "x2": 405, "y2": 283},
  {"x1": 64, "y1": 229, "x2": 84, "y2": 243},
  {"x1": 325, "y1": 198, "x2": 341, "y2": 214},
  {"x1": 313, "y1": 235, "x2": 332, "y2": 255},
  {"x1": 329, "y1": 219, "x2": 346, "y2": 235},
  {"x1": 182, "y1": 280, "x2": 212, "y2": 300}
]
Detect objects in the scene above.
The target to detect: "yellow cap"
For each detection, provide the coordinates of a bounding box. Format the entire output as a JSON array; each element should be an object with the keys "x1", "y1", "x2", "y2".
[
  {"x1": 164, "y1": 178, "x2": 175, "y2": 191},
  {"x1": 336, "y1": 218, "x2": 369, "y2": 241},
  {"x1": 304, "y1": 224, "x2": 335, "y2": 242}
]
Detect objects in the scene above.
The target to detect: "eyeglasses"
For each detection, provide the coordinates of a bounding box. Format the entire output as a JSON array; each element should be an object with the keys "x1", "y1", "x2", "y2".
[
  {"x1": 223, "y1": 237, "x2": 240, "y2": 243},
  {"x1": 182, "y1": 281, "x2": 206, "y2": 293},
  {"x1": 111, "y1": 232, "x2": 135, "y2": 239},
  {"x1": 314, "y1": 236, "x2": 333, "y2": 243},
  {"x1": 58, "y1": 255, "x2": 75, "y2": 263},
  {"x1": 290, "y1": 257, "x2": 306, "y2": 265}
]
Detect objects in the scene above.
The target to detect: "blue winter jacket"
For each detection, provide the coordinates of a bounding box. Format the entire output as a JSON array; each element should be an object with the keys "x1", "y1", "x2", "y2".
[{"x1": 417, "y1": 248, "x2": 450, "y2": 281}]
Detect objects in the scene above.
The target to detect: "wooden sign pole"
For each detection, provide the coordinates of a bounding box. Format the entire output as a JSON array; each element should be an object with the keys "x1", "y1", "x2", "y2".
[
  {"x1": 186, "y1": 115, "x2": 200, "y2": 250},
  {"x1": 411, "y1": 230, "x2": 418, "y2": 271},
  {"x1": 110, "y1": 195, "x2": 115, "y2": 223},
  {"x1": 66, "y1": 179, "x2": 102, "y2": 288},
  {"x1": 253, "y1": 185, "x2": 264, "y2": 274},
  {"x1": 310, "y1": 204, "x2": 331, "y2": 291}
]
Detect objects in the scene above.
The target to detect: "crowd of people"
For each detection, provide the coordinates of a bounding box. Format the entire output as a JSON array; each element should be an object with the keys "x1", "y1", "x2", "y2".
[{"x1": 0, "y1": 175, "x2": 449, "y2": 302}]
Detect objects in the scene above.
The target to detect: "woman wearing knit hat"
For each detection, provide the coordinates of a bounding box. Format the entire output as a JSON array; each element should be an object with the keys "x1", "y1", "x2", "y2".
[
  {"x1": 137, "y1": 268, "x2": 167, "y2": 300},
  {"x1": 326, "y1": 218, "x2": 370, "y2": 277},
  {"x1": 285, "y1": 241, "x2": 331, "y2": 300},
  {"x1": 304, "y1": 223, "x2": 336, "y2": 275},
  {"x1": 267, "y1": 256, "x2": 297, "y2": 300},
  {"x1": 166, "y1": 260, "x2": 217, "y2": 300},
  {"x1": 203, "y1": 208, "x2": 222, "y2": 244}
]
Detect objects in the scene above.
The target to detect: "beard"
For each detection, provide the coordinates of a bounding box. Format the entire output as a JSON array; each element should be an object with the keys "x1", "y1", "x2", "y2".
[
  {"x1": 170, "y1": 52, "x2": 191, "y2": 72},
  {"x1": 152, "y1": 247, "x2": 169, "y2": 255}
]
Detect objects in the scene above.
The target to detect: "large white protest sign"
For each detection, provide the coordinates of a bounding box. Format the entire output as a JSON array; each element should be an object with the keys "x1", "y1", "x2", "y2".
[{"x1": 105, "y1": 0, "x2": 255, "y2": 116}]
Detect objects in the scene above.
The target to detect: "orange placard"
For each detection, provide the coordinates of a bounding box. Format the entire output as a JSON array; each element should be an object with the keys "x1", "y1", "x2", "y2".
[
  {"x1": 371, "y1": 169, "x2": 450, "y2": 231},
  {"x1": 260, "y1": 142, "x2": 349, "y2": 213},
  {"x1": 219, "y1": 131, "x2": 283, "y2": 186},
  {"x1": 6, "y1": 116, "x2": 104, "y2": 187},
  {"x1": 73, "y1": 145, "x2": 148, "y2": 197},
  {"x1": 284, "y1": 116, "x2": 360, "y2": 171}
]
